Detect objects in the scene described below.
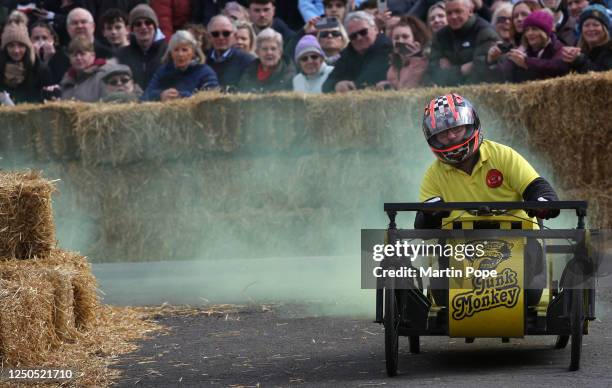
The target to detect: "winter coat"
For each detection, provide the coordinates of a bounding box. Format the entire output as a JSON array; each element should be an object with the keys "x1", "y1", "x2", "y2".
[
  {"x1": 206, "y1": 48, "x2": 256, "y2": 89},
  {"x1": 117, "y1": 36, "x2": 167, "y2": 90},
  {"x1": 141, "y1": 61, "x2": 219, "y2": 101},
  {"x1": 385, "y1": 55, "x2": 428, "y2": 90},
  {"x1": 427, "y1": 15, "x2": 499, "y2": 86},
  {"x1": 322, "y1": 33, "x2": 393, "y2": 93},
  {"x1": 238, "y1": 58, "x2": 295, "y2": 93},
  {"x1": 500, "y1": 34, "x2": 570, "y2": 83},
  {"x1": 60, "y1": 58, "x2": 112, "y2": 102},
  {"x1": 570, "y1": 41, "x2": 612, "y2": 73},
  {"x1": 150, "y1": 0, "x2": 192, "y2": 41},
  {"x1": 292, "y1": 62, "x2": 334, "y2": 93},
  {"x1": 0, "y1": 58, "x2": 54, "y2": 104}
]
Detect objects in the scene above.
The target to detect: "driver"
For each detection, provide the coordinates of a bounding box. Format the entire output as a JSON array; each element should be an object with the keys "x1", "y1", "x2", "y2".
[{"x1": 415, "y1": 93, "x2": 560, "y2": 306}]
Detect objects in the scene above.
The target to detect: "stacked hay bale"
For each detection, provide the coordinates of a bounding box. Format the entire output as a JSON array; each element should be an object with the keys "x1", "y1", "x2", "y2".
[{"x1": 0, "y1": 170, "x2": 98, "y2": 366}]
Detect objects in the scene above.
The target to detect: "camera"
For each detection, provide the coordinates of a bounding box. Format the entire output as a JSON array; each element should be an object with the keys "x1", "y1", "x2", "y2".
[
  {"x1": 497, "y1": 42, "x2": 513, "y2": 53},
  {"x1": 315, "y1": 17, "x2": 340, "y2": 30}
]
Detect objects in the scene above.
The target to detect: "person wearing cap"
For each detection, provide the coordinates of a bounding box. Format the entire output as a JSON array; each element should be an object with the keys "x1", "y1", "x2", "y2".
[
  {"x1": 0, "y1": 23, "x2": 54, "y2": 103},
  {"x1": 66, "y1": 8, "x2": 113, "y2": 59},
  {"x1": 322, "y1": 11, "x2": 392, "y2": 92},
  {"x1": 561, "y1": 4, "x2": 612, "y2": 72},
  {"x1": 60, "y1": 36, "x2": 116, "y2": 102},
  {"x1": 238, "y1": 27, "x2": 295, "y2": 93},
  {"x1": 500, "y1": 9, "x2": 570, "y2": 83},
  {"x1": 206, "y1": 15, "x2": 256, "y2": 90},
  {"x1": 117, "y1": 4, "x2": 168, "y2": 90},
  {"x1": 142, "y1": 30, "x2": 219, "y2": 101},
  {"x1": 417, "y1": 93, "x2": 560, "y2": 307},
  {"x1": 100, "y1": 63, "x2": 143, "y2": 102},
  {"x1": 292, "y1": 35, "x2": 334, "y2": 93}
]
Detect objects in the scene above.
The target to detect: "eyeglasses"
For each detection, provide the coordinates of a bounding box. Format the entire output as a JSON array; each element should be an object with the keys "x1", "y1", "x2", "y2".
[
  {"x1": 299, "y1": 54, "x2": 321, "y2": 62},
  {"x1": 495, "y1": 16, "x2": 511, "y2": 24},
  {"x1": 211, "y1": 30, "x2": 233, "y2": 38},
  {"x1": 105, "y1": 76, "x2": 131, "y2": 86},
  {"x1": 318, "y1": 30, "x2": 342, "y2": 38},
  {"x1": 348, "y1": 28, "x2": 369, "y2": 41},
  {"x1": 133, "y1": 19, "x2": 154, "y2": 28}
]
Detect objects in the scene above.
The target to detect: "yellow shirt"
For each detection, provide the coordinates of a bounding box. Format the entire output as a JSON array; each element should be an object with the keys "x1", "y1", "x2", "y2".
[{"x1": 419, "y1": 140, "x2": 540, "y2": 217}]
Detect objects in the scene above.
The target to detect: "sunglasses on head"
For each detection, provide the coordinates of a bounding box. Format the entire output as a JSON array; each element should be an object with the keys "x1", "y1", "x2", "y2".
[
  {"x1": 133, "y1": 19, "x2": 154, "y2": 28},
  {"x1": 318, "y1": 30, "x2": 342, "y2": 38},
  {"x1": 211, "y1": 30, "x2": 233, "y2": 38},
  {"x1": 299, "y1": 54, "x2": 321, "y2": 62},
  {"x1": 348, "y1": 28, "x2": 369, "y2": 41},
  {"x1": 105, "y1": 76, "x2": 131, "y2": 86}
]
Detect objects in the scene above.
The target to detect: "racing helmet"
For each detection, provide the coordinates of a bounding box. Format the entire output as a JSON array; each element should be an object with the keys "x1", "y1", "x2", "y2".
[{"x1": 422, "y1": 93, "x2": 482, "y2": 164}]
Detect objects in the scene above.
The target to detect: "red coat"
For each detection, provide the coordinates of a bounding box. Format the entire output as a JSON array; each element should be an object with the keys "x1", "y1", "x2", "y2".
[{"x1": 150, "y1": 0, "x2": 192, "y2": 41}]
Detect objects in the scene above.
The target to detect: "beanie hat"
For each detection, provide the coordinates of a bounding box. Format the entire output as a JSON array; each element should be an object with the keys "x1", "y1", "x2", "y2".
[
  {"x1": 1, "y1": 24, "x2": 35, "y2": 63},
  {"x1": 578, "y1": 4, "x2": 611, "y2": 34},
  {"x1": 522, "y1": 10, "x2": 554, "y2": 36},
  {"x1": 294, "y1": 34, "x2": 325, "y2": 64},
  {"x1": 128, "y1": 4, "x2": 159, "y2": 28}
]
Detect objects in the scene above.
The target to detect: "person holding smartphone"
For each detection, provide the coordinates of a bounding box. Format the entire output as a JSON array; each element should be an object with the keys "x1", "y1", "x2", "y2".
[{"x1": 377, "y1": 15, "x2": 431, "y2": 90}]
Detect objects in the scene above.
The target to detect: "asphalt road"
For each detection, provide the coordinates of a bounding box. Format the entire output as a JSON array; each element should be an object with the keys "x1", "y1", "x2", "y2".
[{"x1": 113, "y1": 289, "x2": 612, "y2": 387}]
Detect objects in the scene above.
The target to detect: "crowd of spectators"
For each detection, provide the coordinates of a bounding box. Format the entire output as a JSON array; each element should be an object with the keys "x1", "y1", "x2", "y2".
[{"x1": 0, "y1": 0, "x2": 610, "y2": 104}]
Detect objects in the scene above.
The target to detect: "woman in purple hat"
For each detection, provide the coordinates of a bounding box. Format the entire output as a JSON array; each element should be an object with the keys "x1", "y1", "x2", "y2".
[
  {"x1": 500, "y1": 9, "x2": 570, "y2": 83},
  {"x1": 292, "y1": 35, "x2": 334, "y2": 93}
]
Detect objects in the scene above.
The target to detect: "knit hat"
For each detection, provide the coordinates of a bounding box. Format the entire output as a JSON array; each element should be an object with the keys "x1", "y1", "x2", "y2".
[
  {"x1": 1, "y1": 24, "x2": 35, "y2": 63},
  {"x1": 294, "y1": 35, "x2": 325, "y2": 64},
  {"x1": 578, "y1": 4, "x2": 611, "y2": 34},
  {"x1": 128, "y1": 4, "x2": 159, "y2": 28},
  {"x1": 522, "y1": 10, "x2": 554, "y2": 36}
]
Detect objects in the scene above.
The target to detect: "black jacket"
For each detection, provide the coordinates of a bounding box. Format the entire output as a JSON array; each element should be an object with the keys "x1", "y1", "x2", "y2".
[
  {"x1": 206, "y1": 48, "x2": 256, "y2": 90},
  {"x1": 427, "y1": 15, "x2": 499, "y2": 86},
  {"x1": 571, "y1": 41, "x2": 612, "y2": 73},
  {"x1": 322, "y1": 33, "x2": 393, "y2": 93},
  {"x1": 117, "y1": 36, "x2": 167, "y2": 90},
  {"x1": 0, "y1": 59, "x2": 54, "y2": 103}
]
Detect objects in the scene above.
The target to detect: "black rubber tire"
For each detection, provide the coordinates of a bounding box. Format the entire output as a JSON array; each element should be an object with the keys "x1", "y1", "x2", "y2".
[
  {"x1": 385, "y1": 288, "x2": 399, "y2": 377},
  {"x1": 409, "y1": 336, "x2": 420, "y2": 354},
  {"x1": 554, "y1": 335, "x2": 569, "y2": 349},
  {"x1": 569, "y1": 288, "x2": 584, "y2": 371}
]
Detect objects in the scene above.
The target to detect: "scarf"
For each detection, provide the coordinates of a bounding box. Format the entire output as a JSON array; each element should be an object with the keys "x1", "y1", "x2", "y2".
[
  {"x1": 3, "y1": 62, "x2": 25, "y2": 88},
  {"x1": 67, "y1": 58, "x2": 106, "y2": 80}
]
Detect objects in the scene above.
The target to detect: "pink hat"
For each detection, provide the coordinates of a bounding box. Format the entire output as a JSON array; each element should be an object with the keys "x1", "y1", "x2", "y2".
[{"x1": 522, "y1": 10, "x2": 554, "y2": 36}]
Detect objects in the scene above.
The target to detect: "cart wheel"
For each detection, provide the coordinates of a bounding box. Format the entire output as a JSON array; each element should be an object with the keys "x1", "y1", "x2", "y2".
[
  {"x1": 384, "y1": 288, "x2": 399, "y2": 377},
  {"x1": 569, "y1": 288, "x2": 584, "y2": 371},
  {"x1": 554, "y1": 335, "x2": 569, "y2": 349},
  {"x1": 409, "y1": 336, "x2": 420, "y2": 354}
]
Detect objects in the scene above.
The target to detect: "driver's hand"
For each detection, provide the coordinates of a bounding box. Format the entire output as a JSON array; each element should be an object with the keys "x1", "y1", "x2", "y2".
[{"x1": 527, "y1": 197, "x2": 560, "y2": 220}]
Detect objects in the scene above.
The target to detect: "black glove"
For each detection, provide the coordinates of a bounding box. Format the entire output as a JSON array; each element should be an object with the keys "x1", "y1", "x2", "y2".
[{"x1": 527, "y1": 197, "x2": 560, "y2": 220}]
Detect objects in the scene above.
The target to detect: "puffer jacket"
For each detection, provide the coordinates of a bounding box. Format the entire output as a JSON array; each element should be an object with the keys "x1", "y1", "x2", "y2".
[
  {"x1": 141, "y1": 61, "x2": 219, "y2": 101},
  {"x1": 151, "y1": 0, "x2": 192, "y2": 41}
]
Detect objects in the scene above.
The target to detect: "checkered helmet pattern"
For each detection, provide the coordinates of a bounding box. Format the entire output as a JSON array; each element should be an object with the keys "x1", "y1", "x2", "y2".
[{"x1": 422, "y1": 93, "x2": 483, "y2": 164}]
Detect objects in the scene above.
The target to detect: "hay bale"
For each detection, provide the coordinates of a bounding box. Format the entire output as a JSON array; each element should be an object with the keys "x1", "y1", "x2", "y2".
[
  {"x1": 0, "y1": 170, "x2": 56, "y2": 259},
  {"x1": 0, "y1": 249, "x2": 99, "y2": 366}
]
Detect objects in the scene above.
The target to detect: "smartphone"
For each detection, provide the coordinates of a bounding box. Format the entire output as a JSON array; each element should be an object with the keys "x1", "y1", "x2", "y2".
[
  {"x1": 315, "y1": 17, "x2": 340, "y2": 30},
  {"x1": 377, "y1": 0, "x2": 388, "y2": 12}
]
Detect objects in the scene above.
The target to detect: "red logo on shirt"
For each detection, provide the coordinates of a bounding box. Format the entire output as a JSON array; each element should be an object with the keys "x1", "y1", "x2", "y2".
[{"x1": 486, "y1": 169, "x2": 503, "y2": 188}]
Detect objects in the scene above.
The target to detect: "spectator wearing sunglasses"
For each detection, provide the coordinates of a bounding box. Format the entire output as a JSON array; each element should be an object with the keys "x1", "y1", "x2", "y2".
[
  {"x1": 316, "y1": 23, "x2": 349, "y2": 65},
  {"x1": 485, "y1": 3, "x2": 513, "y2": 70},
  {"x1": 205, "y1": 15, "x2": 256, "y2": 89},
  {"x1": 117, "y1": 4, "x2": 168, "y2": 90},
  {"x1": 100, "y1": 63, "x2": 143, "y2": 102},
  {"x1": 292, "y1": 35, "x2": 334, "y2": 93},
  {"x1": 322, "y1": 11, "x2": 392, "y2": 93},
  {"x1": 142, "y1": 30, "x2": 219, "y2": 101}
]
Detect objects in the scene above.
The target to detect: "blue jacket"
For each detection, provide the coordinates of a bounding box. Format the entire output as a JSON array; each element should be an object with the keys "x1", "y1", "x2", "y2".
[
  {"x1": 206, "y1": 48, "x2": 256, "y2": 89},
  {"x1": 142, "y1": 61, "x2": 219, "y2": 101}
]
